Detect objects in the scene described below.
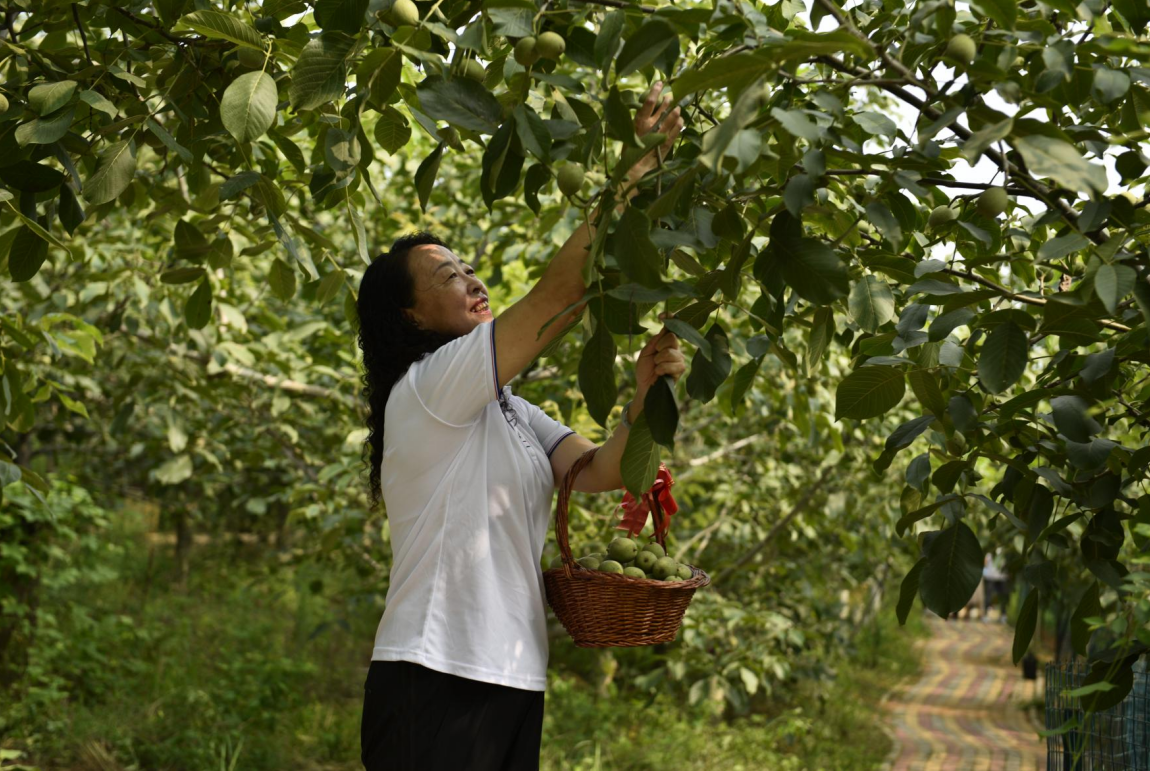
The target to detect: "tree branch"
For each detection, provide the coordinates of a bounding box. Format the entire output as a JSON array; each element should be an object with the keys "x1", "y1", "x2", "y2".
[
  {"x1": 712, "y1": 464, "x2": 836, "y2": 586},
  {"x1": 940, "y1": 267, "x2": 1132, "y2": 332},
  {"x1": 811, "y1": 54, "x2": 1099, "y2": 243}
]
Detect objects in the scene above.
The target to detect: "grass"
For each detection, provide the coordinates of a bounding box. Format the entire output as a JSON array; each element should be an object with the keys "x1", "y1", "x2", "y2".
[
  {"x1": 539, "y1": 607, "x2": 927, "y2": 771},
  {"x1": 1, "y1": 503, "x2": 927, "y2": 771}
]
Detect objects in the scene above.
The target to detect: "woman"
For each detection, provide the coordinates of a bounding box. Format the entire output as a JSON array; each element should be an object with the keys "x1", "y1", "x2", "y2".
[{"x1": 355, "y1": 81, "x2": 686, "y2": 770}]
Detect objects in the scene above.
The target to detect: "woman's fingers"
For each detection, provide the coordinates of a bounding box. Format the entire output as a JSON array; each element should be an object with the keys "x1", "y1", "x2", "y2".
[{"x1": 636, "y1": 81, "x2": 664, "y2": 125}]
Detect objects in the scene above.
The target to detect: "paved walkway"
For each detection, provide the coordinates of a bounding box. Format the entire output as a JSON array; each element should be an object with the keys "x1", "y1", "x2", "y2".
[{"x1": 881, "y1": 615, "x2": 1047, "y2": 771}]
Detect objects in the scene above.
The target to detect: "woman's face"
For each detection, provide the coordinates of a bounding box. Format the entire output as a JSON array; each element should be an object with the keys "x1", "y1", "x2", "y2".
[{"x1": 404, "y1": 244, "x2": 492, "y2": 338}]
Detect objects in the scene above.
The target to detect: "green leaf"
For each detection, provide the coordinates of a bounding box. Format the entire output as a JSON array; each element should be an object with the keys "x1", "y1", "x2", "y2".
[
  {"x1": 82, "y1": 139, "x2": 136, "y2": 205},
  {"x1": 1080, "y1": 656, "x2": 1139, "y2": 713},
  {"x1": 325, "y1": 128, "x2": 361, "y2": 172},
  {"x1": 58, "y1": 185, "x2": 84, "y2": 235},
  {"x1": 771, "y1": 108, "x2": 820, "y2": 142},
  {"x1": 316, "y1": 268, "x2": 345, "y2": 305},
  {"x1": 971, "y1": 0, "x2": 1017, "y2": 29},
  {"x1": 414, "y1": 144, "x2": 444, "y2": 212},
  {"x1": 886, "y1": 415, "x2": 935, "y2": 451},
  {"x1": 643, "y1": 376, "x2": 678, "y2": 450},
  {"x1": 616, "y1": 19, "x2": 677, "y2": 78},
  {"x1": 804, "y1": 306, "x2": 833, "y2": 377},
  {"x1": 579, "y1": 321, "x2": 617, "y2": 428},
  {"x1": 604, "y1": 86, "x2": 637, "y2": 147},
  {"x1": 1050, "y1": 395, "x2": 1101, "y2": 442},
  {"x1": 358, "y1": 48, "x2": 403, "y2": 108},
  {"x1": 513, "y1": 103, "x2": 550, "y2": 163},
  {"x1": 28, "y1": 80, "x2": 78, "y2": 115},
  {"x1": 161, "y1": 267, "x2": 207, "y2": 284},
  {"x1": 672, "y1": 52, "x2": 772, "y2": 100},
  {"x1": 897, "y1": 558, "x2": 927, "y2": 625},
  {"x1": 928, "y1": 307, "x2": 975, "y2": 342},
  {"x1": 685, "y1": 324, "x2": 731, "y2": 404},
  {"x1": 1012, "y1": 589, "x2": 1038, "y2": 664},
  {"x1": 852, "y1": 111, "x2": 896, "y2": 139},
  {"x1": 772, "y1": 28, "x2": 873, "y2": 61},
  {"x1": 663, "y1": 317, "x2": 712, "y2": 360},
  {"x1": 977, "y1": 321, "x2": 1027, "y2": 394},
  {"x1": 145, "y1": 118, "x2": 194, "y2": 163},
  {"x1": 1070, "y1": 582, "x2": 1100, "y2": 657},
  {"x1": 1036, "y1": 233, "x2": 1090, "y2": 262},
  {"x1": 221, "y1": 71, "x2": 278, "y2": 143},
  {"x1": 594, "y1": 10, "x2": 625, "y2": 70},
  {"x1": 621, "y1": 411, "x2": 661, "y2": 498},
  {"x1": 373, "y1": 106, "x2": 411, "y2": 154},
  {"x1": 919, "y1": 522, "x2": 984, "y2": 618},
  {"x1": 1091, "y1": 66, "x2": 1130, "y2": 104},
  {"x1": 269, "y1": 258, "x2": 297, "y2": 300},
  {"x1": 486, "y1": 0, "x2": 535, "y2": 38},
  {"x1": 185, "y1": 280, "x2": 213, "y2": 330},
  {"x1": 699, "y1": 80, "x2": 763, "y2": 171},
  {"x1": 289, "y1": 31, "x2": 355, "y2": 111},
  {"x1": 835, "y1": 366, "x2": 905, "y2": 420},
  {"x1": 908, "y1": 369, "x2": 946, "y2": 417},
  {"x1": 1013, "y1": 136, "x2": 1108, "y2": 194},
  {"x1": 611, "y1": 208, "x2": 662, "y2": 288},
  {"x1": 314, "y1": 0, "x2": 368, "y2": 33},
  {"x1": 1094, "y1": 263, "x2": 1135, "y2": 314},
  {"x1": 177, "y1": 10, "x2": 264, "y2": 49},
  {"x1": 961, "y1": 118, "x2": 1012, "y2": 163},
  {"x1": 7, "y1": 226, "x2": 49, "y2": 282},
  {"x1": 865, "y1": 202, "x2": 902, "y2": 249},
  {"x1": 15, "y1": 106, "x2": 75, "y2": 146},
  {"x1": 774, "y1": 236, "x2": 849, "y2": 306},
  {"x1": 78, "y1": 89, "x2": 117, "y2": 117},
  {"x1": 154, "y1": 454, "x2": 194, "y2": 485},
  {"x1": 848, "y1": 275, "x2": 895, "y2": 333},
  {"x1": 729, "y1": 357, "x2": 761, "y2": 413},
  {"x1": 417, "y1": 75, "x2": 502, "y2": 134}
]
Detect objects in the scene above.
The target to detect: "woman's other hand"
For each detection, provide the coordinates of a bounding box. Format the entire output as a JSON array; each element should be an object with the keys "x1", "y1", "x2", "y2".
[
  {"x1": 633, "y1": 313, "x2": 687, "y2": 401},
  {"x1": 628, "y1": 81, "x2": 684, "y2": 181}
]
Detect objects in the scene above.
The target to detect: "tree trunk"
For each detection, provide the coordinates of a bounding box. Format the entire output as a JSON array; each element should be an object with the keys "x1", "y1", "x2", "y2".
[
  {"x1": 174, "y1": 506, "x2": 192, "y2": 592},
  {"x1": 273, "y1": 500, "x2": 292, "y2": 551}
]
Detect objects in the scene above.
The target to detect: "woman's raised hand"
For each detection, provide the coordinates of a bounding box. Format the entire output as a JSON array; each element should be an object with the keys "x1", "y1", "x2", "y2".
[
  {"x1": 629, "y1": 81, "x2": 684, "y2": 180},
  {"x1": 633, "y1": 313, "x2": 687, "y2": 399}
]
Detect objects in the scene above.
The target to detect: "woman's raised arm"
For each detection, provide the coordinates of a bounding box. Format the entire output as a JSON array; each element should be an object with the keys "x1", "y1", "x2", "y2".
[{"x1": 491, "y1": 81, "x2": 683, "y2": 390}]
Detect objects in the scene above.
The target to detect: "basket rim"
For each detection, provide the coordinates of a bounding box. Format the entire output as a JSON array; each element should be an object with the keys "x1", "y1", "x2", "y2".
[{"x1": 545, "y1": 563, "x2": 712, "y2": 589}]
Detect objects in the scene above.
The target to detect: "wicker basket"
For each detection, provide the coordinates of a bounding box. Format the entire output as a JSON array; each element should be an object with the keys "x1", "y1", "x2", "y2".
[{"x1": 543, "y1": 447, "x2": 710, "y2": 648}]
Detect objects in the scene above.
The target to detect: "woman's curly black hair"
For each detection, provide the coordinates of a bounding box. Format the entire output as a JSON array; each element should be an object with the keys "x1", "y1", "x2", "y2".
[{"x1": 357, "y1": 230, "x2": 458, "y2": 510}]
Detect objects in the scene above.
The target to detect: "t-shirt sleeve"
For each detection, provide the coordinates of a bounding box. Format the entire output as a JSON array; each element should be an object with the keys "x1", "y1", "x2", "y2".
[
  {"x1": 405, "y1": 320, "x2": 500, "y2": 426},
  {"x1": 516, "y1": 397, "x2": 577, "y2": 458}
]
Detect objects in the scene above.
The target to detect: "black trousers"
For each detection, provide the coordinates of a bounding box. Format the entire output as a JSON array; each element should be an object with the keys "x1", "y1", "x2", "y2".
[{"x1": 360, "y1": 660, "x2": 545, "y2": 770}]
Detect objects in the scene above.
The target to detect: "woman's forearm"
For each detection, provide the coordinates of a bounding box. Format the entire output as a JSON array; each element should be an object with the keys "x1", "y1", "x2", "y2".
[
  {"x1": 540, "y1": 172, "x2": 644, "y2": 301},
  {"x1": 585, "y1": 399, "x2": 643, "y2": 492}
]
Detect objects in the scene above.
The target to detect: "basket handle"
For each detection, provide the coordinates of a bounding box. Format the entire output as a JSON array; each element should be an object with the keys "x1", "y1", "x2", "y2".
[
  {"x1": 555, "y1": 447, "x2": 597, "y2": 576},
  {"x1": 554, "y1": 447, "x2": 669, "y2": 577}
]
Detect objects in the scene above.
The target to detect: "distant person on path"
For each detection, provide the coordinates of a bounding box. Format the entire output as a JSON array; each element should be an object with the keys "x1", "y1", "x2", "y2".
[
  {"x1": 354, "y1": 83, "x2": 685, "y2": 771},
  {"x1": 982, "y1": 550, "x2": 1009, "y2": 623}
]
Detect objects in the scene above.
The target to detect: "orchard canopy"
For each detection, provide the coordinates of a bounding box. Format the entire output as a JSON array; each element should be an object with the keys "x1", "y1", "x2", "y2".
[{"x1": 2, "y1": 0, "x2": 1150, "y2": 706}]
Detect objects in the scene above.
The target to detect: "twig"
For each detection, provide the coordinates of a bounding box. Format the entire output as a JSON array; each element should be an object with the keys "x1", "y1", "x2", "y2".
[
  {"x1": 569, "y1": 0, "x2": 657, "y2": 13},
  {"x1": 72, "y1": 4, "x2": 91, "y2": 65}
]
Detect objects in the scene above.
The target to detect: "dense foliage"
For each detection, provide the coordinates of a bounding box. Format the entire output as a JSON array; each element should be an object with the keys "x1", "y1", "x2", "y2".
[{"x1": 2, "y1": 0, "x2": 1149, "y2": 752}]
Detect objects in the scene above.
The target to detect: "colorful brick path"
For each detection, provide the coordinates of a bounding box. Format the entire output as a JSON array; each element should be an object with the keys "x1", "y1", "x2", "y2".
[{"x1": 881, "y1": 615, "x2": 1047, "y2": 771}]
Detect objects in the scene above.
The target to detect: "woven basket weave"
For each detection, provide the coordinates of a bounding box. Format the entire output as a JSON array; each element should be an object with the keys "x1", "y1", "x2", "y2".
[{"x1": 543, "y1": 447, "x2": 710, "y2": 648}]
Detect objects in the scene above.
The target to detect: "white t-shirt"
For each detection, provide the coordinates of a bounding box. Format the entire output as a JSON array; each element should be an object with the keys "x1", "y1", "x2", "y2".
[{"x1": 371, "y1": 319, "x2": 576, "y2": 691}]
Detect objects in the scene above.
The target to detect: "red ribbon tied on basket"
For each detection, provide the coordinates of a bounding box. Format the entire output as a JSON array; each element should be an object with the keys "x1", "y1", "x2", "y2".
[{"x1": 615, "y1": 464, "x2": 678, "y2": 538}]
